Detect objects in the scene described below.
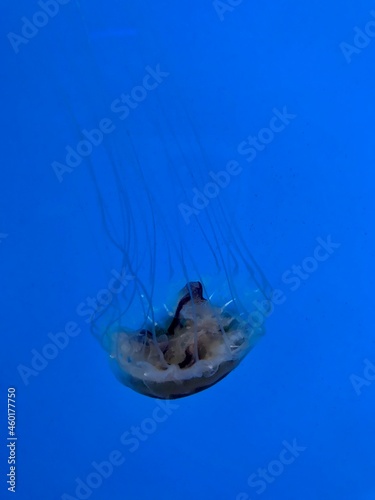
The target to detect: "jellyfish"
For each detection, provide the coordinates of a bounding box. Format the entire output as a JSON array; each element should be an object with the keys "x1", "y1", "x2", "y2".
[
  {"x1": 85, "y1": 96, "x2": 272, "y2": 399},
  {"x1": 64, "y1": 2, "x2": 272, "y2": 400}
]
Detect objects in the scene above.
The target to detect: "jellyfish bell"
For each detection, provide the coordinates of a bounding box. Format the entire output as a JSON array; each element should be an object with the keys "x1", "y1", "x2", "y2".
[{"x1": 102, "y1": 279, "x2": 262, "y2": 399}]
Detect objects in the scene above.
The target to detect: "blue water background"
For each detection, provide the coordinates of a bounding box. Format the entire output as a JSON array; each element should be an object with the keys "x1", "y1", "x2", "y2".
[{"x1": 1, "y1": 1, "x2": 374, "y2": 499}]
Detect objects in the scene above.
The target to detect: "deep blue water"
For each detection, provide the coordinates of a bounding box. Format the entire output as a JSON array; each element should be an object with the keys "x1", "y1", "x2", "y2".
[{"x1": 1, "y1": 1, "x2": 374, "y2": 499}]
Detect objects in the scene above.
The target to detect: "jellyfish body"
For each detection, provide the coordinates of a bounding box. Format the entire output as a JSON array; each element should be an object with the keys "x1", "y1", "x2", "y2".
[
  {"x1": 85, "y1": 77, "x2": 271, "y2": 399},
  {"x1": 106, "y1": 281, "x2": 263, "y2": 399}
]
